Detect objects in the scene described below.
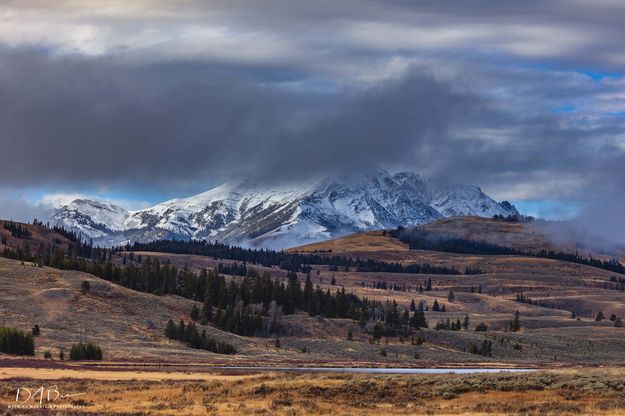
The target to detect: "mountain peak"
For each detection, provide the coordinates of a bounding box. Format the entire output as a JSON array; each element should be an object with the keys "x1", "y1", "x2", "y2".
[{"x1": 49, "y1": 171, "x2": 518, "y2": 249}]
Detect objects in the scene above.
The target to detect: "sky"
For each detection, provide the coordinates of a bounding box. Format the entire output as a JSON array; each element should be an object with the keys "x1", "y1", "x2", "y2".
[{"x1": 1, "y1": 0, "x2": 625, "y2": 239}]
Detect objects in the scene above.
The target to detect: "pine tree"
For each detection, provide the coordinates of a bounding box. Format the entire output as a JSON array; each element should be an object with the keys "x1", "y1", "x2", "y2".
[
  {"x1": 475, "y1": 322, "x2": 488, "y2": 332},
  {"x1": 202, "y1": 295, "x2": 213, "y2": 322},
  {"x1": 410, "y1": 310, "x2": 427, "y2": 329},
  {"x1": 190, "y1": 304, "x2": 200, "y2": 321},
  {"x1": 510, "y1": 311, "x2": 521, "y2": 332},
  {"x1": 165, "y1": 319, "x2": 177, "y2": 339},
  {"x1": 447, "y1": 290, "x2": 455, "y2": 302},
  {"x1": 176, "y1": 320, "x2": 186, "y2": 340},
  {"x1": 303, "y1": 274, "x2": 314, "y2": 314},
  {"x1": 463, "y1": 315, "x2": 469, "y2": 330},
  {"x1": 347, "y1": 329, "x2": 353, "y2": 341},
  {"x1": 432, "y1": 299, "x2": 440, "y2": 312}
]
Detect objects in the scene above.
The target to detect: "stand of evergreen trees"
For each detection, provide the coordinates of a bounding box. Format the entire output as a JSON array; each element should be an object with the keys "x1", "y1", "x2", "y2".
[
  {"x1": 469, "y1": 339, "x2": 492, "y2": 356},
  {"x1": 492, "y1": 214, "x2": 535, "y2": 223},
  {"x1": 51, "y1": 225, "x2": 83, "y2": 244},
  {"x1": 120, "y1": 239, "x2": 465, "y2": 275},
  {"x1": 391, "y1": 227, "x2": 625, "y2": 275},
  {"x1": 69, "y1": 342, "x2": 103, "y2": 360},
  {"x1": 434, "y1": 318, "x2": 463, "y2": 331},
  {"x1": 515, "y1": 293, "x2": 557, "y2": 309},
  {"x1": 2, "y1": 242, "x2": 427, "y2": 338},
  {"x1": 3, "y1": 221, "x2": 31, "y2": 239},
  {"x1": 0, "y1": 326, "x2": 35, "y2": 355},
  {"x1": 165, "y1": 320, "x2": 236, "y2": 354}
]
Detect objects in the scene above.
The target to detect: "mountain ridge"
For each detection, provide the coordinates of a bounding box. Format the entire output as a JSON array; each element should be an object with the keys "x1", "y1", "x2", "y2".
[{"x1": 50, "y1": 169, "x2": 518, "y2": 248}]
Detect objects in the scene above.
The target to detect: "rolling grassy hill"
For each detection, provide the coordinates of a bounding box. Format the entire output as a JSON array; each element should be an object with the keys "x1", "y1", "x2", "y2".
[{"x1": 2, "y1": 217, "x2": 625, "y2": 366}]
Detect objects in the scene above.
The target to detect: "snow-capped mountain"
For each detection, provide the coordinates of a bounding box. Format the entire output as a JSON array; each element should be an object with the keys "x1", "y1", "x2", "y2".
[{"x1": 49, "y1": 169, "x2": 518, "y2": 249}]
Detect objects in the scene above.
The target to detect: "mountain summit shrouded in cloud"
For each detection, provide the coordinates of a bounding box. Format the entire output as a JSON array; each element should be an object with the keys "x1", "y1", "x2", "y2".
[
  {"x1": 0, "y1": 1, "x2": 624, "y2": 242},
  {"x1": 49, "y1": 169, "x2": 518, "y2": 249}
]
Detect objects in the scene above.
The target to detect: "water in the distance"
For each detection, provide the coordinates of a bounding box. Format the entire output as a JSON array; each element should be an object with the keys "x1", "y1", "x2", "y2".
[
  {"x1": 209, "y1": 367, "x2": 534, "y2": 374},
  {"x1": 90, "y1": 363, "x2": 536, "y2": 374}
]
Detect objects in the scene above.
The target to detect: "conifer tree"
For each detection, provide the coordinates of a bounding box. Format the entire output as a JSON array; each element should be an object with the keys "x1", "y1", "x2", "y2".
[
  {"x1": 176, "y1": 320, "x2": 186, "y2": 340},
  {"x1": 190, "y1": 304, "x2": 200, "y2": 321},
  {"x1": 165, "y1": 319, "x2": 177, "y2": 339},
  {"x1": 202, "y1": 295, "x2": 213, "y2": 322},
  {"x1": 510, "y1": 310, "x2": 521, "y2": 332},
  {"x1": 475, "y1": 322, "x2": 488, "y2": 331}
]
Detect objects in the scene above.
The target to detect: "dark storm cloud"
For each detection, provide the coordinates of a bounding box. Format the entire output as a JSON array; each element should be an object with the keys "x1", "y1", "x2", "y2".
[
  {"x1": 0, "y1": 47, "x2": 474, "y2": 189},
  {"x1": 1, "y1": 46, "x2": 623, "y2": 197}
]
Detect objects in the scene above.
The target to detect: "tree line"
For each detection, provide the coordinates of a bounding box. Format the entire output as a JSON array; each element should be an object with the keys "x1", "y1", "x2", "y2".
[
  {"x1": 1, "y1": 242, "x2": 428, "y2": 338},
  {"x1": 119, "y1": 239, "x2": 468, "y2": 275},
  {"x1": 3, "y1": 221, "x2": 31, "y2": 239},
  {"x1": 0, "y1": 326, "x2": 34, "y2": 355},
  {"x1": 165, "y1": 320, "x2": 236, "y2": 354}
]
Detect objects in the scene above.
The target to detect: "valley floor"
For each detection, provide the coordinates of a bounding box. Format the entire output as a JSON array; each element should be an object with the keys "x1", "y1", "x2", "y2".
[{"x1": 1, "y1": 365, "x2": 625, "y2": 415}]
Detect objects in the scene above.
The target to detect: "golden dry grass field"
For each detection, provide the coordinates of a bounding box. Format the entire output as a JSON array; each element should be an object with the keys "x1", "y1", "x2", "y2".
[{"x1": 2, "y1": 368, "x2": 625, "y2": 415}]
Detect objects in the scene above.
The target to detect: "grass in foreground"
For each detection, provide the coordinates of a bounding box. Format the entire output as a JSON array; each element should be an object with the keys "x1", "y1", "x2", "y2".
[{"x1": 2, "y1": 369, "x2": 625, "y2": 415}]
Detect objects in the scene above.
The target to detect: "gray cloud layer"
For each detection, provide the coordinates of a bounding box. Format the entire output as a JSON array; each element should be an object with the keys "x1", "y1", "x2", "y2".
[
  {"x1": 1, "y1": 47, "x2": 622, "y2": 198},
  {"x1": 1, "y1": 1, "x2": 625, "y2": 242}
]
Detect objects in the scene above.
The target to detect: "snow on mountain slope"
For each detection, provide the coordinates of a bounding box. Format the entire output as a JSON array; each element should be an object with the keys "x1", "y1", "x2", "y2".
[
  {"x1": 50, "y1": 199, "x2": 130, "y2": 239},
  {"x1": 49, "y1": 169, "x2": 518, "y2": 248}
]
